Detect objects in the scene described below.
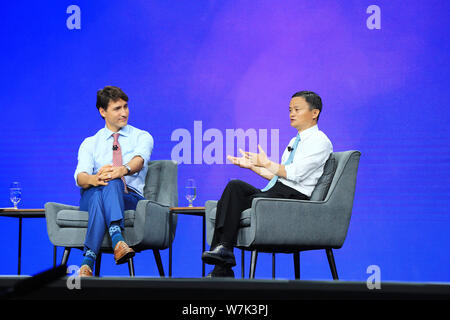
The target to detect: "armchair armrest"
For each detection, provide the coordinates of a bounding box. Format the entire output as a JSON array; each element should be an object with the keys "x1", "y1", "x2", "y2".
[
  {"x1": 248, "y1": 197, "x2": 350, "y2": 249},
  {"x1": 132, "y1": 199, "x2": 176, "y2": 250},
  {"x1": 44, "y1": 202, "x2": 80, "y2": 246}
]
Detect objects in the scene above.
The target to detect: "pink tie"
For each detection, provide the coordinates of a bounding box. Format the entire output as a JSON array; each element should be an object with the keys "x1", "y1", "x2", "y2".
[{"x1": 112, "y1": 133, "x2": 128, "y2": 193}]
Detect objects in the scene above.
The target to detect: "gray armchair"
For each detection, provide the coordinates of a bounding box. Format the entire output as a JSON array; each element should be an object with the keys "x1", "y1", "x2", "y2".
[
  {"x1": 45, "y1": 160, "x2": 178, "y2": 277},
  {"x1": 205, "y1": 150, "x2": 361, "y2": 279}
]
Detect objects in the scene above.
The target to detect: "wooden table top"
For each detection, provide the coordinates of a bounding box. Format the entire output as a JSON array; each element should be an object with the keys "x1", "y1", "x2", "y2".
[
  {"x1": 0, "y1": 207, "x2": 206, "y2": 217},
  {"x1": 169, "y1": 206, "x2": 205, "y2": 216},
  {"x1": 0, "y1": 208, "x2": 45, "y2": 218}
]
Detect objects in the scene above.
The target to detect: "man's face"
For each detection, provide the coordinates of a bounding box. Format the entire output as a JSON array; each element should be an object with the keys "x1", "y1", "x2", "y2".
[
  {"x1": 289, "y1": 96, "x2": 319, "y2": 131},
  {"x1": 99, "y1": 98, "x2": 129, "y2": 132}
]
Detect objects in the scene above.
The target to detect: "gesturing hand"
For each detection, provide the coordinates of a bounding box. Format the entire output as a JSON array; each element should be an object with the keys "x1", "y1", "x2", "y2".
[
  {"x1": 242, "y1": 145, "x2": 270, "y2": 167},
  {"x1": 227, "y1": 152, "x2": 253, "y2": 169}
]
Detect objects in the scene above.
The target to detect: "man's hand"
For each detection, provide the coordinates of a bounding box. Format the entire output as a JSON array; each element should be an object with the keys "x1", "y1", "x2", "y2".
[
  {"x1": 227, "y1": 150, "x2": 254, "y2": 169},
  {"x1": 96, "y1": 164, "x2": 126, "y2": 182},
  {"x1": 89, "y1": 174, "x2": 109, "y2": 187},
  {"x1": 240, "y1": 145, "x2": 286, "y2": 179},
  {"x1": 242, "y1": 145, "x2": 270, "y2": 168}
]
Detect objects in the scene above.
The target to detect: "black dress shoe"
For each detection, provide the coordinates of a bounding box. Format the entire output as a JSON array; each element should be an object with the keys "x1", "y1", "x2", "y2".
[
  {"x1": 206, "y1": 265, "x2": 235, "y2": 278},
  {"x1": 202, "y1": 244, "x2": 236, "y2": 266}
]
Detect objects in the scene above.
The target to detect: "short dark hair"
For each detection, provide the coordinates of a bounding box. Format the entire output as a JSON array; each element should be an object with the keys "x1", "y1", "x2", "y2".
[
  {"x1": 291, "y1": 90, "x2": 322, "y2": 122},
  {"x1": 96, "y1": 86, "x2": 128, "y2": 112}
]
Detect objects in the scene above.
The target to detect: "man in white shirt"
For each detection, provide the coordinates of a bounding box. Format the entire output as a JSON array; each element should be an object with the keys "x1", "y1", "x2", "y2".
[
  {"x1": 202, "y1": 91, "x2": 333, "y2": 277},
  {"x1": 74, "y1": 86, "x2": 154, "y2": 276}
]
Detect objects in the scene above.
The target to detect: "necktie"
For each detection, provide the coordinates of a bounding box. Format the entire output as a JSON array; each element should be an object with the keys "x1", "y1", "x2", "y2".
[
  {"x1": 112, "y1": 133, "x2": 128, "y2": 193},
  {"x1": 261, "y1": 133, "x2": 300, "y2": 192}
]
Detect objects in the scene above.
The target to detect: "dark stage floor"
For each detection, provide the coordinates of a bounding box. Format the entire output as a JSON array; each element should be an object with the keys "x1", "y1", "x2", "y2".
[{"x1": 0, "y1": 274, "x2": 449, "y2": 301}]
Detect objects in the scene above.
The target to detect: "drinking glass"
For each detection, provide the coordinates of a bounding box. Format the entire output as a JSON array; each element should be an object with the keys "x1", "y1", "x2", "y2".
[
  {"x1": 10, "y1": 182, "x2": 22, "y2": 209},
  {"x1": 185, "y1": 179, "x2": 197, "y2": 207}
]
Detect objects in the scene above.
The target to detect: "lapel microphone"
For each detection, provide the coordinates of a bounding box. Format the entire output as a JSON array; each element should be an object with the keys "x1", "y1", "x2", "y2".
[
  {"x1": 113, "y1": 145, "x2": 119, "y2": 151},
  {"x1": 287, "y1": 146, "x2": 293, "y2": 152}
]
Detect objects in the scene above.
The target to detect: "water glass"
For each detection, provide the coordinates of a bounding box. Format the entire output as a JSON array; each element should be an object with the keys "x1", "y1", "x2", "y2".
[
  {"x1": 185, "y1": 179, "x2": 197, "y2": 207},
  {"x1": 10, "y1": 182, "x2": 22, "y2": 209}
]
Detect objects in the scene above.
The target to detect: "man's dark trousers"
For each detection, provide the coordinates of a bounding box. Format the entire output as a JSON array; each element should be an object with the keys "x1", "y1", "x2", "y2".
[{"x1": 211, "y1": 179, "x2": 309, "y2": 248}]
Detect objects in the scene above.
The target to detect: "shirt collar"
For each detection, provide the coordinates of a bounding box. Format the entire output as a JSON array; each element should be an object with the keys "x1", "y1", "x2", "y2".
[
  {"x1": 298, "y1": 124, "x2": 318, "y2": 141},
  {"x1": 102, "y1": 125, "x2": 130, "y2": 140}
]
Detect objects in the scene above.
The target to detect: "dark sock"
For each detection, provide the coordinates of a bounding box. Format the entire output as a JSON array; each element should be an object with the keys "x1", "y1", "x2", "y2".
[
  {"x1": 81, "y1": 248, "x2": 96, "y2": 270},
  {"x1": 109, "y1": 221, "x2": 125, "y2": 249}
]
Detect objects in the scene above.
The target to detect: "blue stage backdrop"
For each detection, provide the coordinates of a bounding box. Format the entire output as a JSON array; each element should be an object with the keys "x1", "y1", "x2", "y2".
[{"x1": 1, "y1": 1, "x2": 449, "y2": 281}]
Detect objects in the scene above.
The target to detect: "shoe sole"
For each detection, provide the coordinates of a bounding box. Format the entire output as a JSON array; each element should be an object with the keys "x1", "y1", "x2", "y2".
[
  {"x1": 205, "y1": 273, "x2": 235, "y2": 278},
  {"x1": 202, "y1": 253, "x2": 236, "y2": 267},
  {"x1": 115, "y1": 250, "x2": 135, "y2": 265}
]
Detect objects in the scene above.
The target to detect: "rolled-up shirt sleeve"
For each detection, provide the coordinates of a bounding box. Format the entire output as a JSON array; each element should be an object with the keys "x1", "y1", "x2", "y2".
[
  {"x1": 131, "y1": 131, "x2": 154, "y2": 164},
  {"x1": 284, "y1": 139, "x2": 332, "y2": 184},
  {"x1": 74, "y1": 138, "x2": 94, "y2": 187}
]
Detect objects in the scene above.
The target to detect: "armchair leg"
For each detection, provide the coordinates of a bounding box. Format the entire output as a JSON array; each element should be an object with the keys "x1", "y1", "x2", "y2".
[
  {"x1": 293, "y1": 252, "x2": 300, "y2": 280},
  {"x1": 128, "y1": 257, "x2": 135, "y2": 277},
  {"x1": 94, "y1": 253, "x2": 102, "y2": 277},
  {"x1": 326, "y1": 249, "x2": 339, "y2": 280},
  {"x1": 249, "y1": 250, "x2": 258, "y2": 279},
  {"x1": 272, "y1": 253, "x2": 276, "y2": 279},
  {"x1": 61, "y1": 248, "x2": 71, "y2": 266},
  {"x1": 241, "y1": 250, "x2": 245, "y2": 279},
  {"x1": 153, "y1": 249, "x2": 165, "y2": 277}
]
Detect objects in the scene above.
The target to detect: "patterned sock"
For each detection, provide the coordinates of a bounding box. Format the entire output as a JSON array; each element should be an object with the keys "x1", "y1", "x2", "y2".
[
  {"x1": 81, "y1": 248, "x2": 96, "y2": 270},
  {"x1": 109, "y1": 222, "x2": 125, "y2": 249}
]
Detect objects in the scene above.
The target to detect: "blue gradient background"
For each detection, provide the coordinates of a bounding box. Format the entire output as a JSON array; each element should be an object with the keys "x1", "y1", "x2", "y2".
[{"x1": 1, "y1": 1, "x2": 449, "y2": 281}]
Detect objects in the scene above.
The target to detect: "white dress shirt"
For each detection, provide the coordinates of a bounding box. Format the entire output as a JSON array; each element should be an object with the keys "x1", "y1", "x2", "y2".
[
  {"x1": 74, "y1": 125, "x2": 154, "y2": 196},
  {"x1": 278, "y1": 125, "x2": 333, "y2": 197}
]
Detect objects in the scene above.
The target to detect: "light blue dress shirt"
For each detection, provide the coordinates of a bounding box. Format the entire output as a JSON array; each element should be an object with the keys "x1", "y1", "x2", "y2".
[
  {"x1": 74, "y1": 125, "x2": 154, "y2": 196},
  {"x1": 279, "y1": 125, "x2": 333, "y2": 197}
]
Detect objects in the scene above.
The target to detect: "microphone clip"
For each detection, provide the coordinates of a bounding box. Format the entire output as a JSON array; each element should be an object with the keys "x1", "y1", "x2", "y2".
[{"x1": 113, "y1": 145, "x2": 119, "y2": 151}]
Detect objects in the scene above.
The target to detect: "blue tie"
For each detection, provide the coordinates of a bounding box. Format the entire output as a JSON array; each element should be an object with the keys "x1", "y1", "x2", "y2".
[{"x1": 261, "y1": 133, "x2": 300, "y2": 192}]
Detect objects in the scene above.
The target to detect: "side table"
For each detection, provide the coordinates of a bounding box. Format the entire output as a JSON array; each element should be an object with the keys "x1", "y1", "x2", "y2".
[
  {"x1": 0, "y1": 208, "x2": 56, "y2": 275},
  {"x1": 168, "y1": 207, "x2": 206, "y2": 277}
]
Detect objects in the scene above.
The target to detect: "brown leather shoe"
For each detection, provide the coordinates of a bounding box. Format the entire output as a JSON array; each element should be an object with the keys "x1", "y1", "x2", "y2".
[
  {"x1": 114, "y1": 241, "x2": 135, "y2": 265},
  {"x1": 79, "y1": 265, "x2": 93, "y2": 277}
]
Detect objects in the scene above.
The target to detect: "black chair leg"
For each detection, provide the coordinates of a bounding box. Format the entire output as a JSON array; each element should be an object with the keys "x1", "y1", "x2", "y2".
[
  {"x1": 128, "y1": 257, "x2": 135, "y2": 277},
  {"x1": 94, "y1": 253, "x2": 102, "y2": 277},
  {"x1": 61, "y1": 248, "x2": 71, "y2": 266},
  {"x1": 272, "y1": 253, "x2": 276, "y2": 279},
  {"x1": 249, "y1": 250, "x2": 258, "y2": 279},
  {"x1": 153, "y1": 249, "x2": 165, "y2": 277},
  {"x1": 326, "y1": 249, "x2": 339, "y2": 280},
  {"x1": 293, "y1": 252, "x2": 300, "y2": 279},
  {"x1": 241, "y1": 250, "x2": 245, "y2": 279}
]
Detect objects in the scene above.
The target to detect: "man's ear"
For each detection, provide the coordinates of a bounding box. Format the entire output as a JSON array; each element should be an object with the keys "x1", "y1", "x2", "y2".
[
  {"x1": 99, "y1": 107, "x2": 106, "y2": 119},
  {"x1": 312, "y1": 109, "x2": 320, "y2": 121}
]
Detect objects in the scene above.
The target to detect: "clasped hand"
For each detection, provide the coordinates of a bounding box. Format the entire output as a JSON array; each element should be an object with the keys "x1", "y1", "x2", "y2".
[{"x1": 91, "y1": 165, "x2": 124, "y2": 186}]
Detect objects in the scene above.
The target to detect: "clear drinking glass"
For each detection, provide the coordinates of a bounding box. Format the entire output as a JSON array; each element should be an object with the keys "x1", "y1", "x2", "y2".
[
  {"x1": 10, "y1": 182, "x2": 22, "y2": 209},
  {"x1": 185, "y1": 179, "x2": 197, "y2": 207}
]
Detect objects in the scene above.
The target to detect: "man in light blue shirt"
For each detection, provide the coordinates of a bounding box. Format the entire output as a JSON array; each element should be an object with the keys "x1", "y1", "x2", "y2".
[
  {"x1": 202, "y1": 91, "x2": 332, "y2": 277},
  {"x1": 74, "y1": 86, "x2": 154, "y2": 276}
]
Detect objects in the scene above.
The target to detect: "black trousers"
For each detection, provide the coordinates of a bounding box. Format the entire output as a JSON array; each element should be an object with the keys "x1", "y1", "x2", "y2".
[{"x1": 211, "y1": 179, "x2": 309, "y2": 248}]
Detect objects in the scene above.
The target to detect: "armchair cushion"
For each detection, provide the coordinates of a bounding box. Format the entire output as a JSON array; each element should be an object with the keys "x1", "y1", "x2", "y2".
[
  {"x1": 207, "y1": 206, "x2": 252, "y2": 228},
  {"x1": 56, "y1": 210, "x2": 135, "y2": 228}
]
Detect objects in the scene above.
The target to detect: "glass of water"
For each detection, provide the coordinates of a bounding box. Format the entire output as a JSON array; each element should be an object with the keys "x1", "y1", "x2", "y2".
[
  {"x1": 185, "y1": 179, "x2": 197, "y2": 207},
  {"x1": 10, "y1": 182, "x2": 22, "y2": 209}
]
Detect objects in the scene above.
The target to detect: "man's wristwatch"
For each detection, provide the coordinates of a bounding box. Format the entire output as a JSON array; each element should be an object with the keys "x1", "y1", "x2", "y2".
[{"x1": 123, "y1": 164, "x2": 131, "y2": 176}]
